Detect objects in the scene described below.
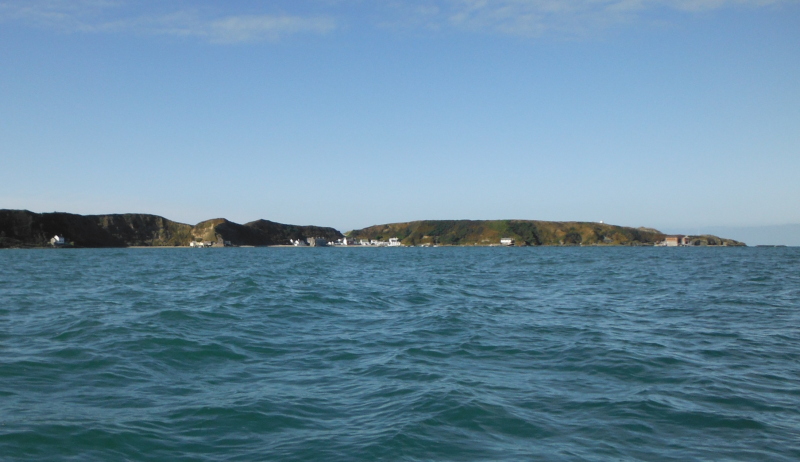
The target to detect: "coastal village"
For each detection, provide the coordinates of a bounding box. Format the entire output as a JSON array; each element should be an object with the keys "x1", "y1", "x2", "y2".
[
  {"x1": 185, "y1": 236, "x2": 408, "y2": 248},
  {"x1": 284, "y1": 235, "x2": 726, "y2": 248},
  {"x1": 178, "y1": 235, "x2": 729, "y2": 248},
  {"x1": 44, "y1": 232, "x2": 734, "y2": 248},
  {"x1": 43, "y1": 232, "x2": 736, "y2": 249},
  {"x1": 289, "y1": 237, "x2": 405, "y2": 247}
]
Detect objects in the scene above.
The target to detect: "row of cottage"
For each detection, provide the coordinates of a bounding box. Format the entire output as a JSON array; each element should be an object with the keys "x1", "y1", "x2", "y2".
[
  {"x1": 49, "y1": 234, "x2": 516, "y2": 248},
  {"x1": 49, "y1": 234, "x2": 708, "y2": 248},
  {"x1": 185, "y1": 236, "x2": 697, "y2": 247},
  {"x1": 291, "y1": 237, "x2": 404, "y2": 247},
  {"x1": 658, "y1": 235, "x2": 692, "y2": 247}
]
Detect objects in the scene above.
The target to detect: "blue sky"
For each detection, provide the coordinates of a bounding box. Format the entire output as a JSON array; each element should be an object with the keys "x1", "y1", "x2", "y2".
[{"x1": 1, "y1": 0, "x2": 798, "y2": 233}]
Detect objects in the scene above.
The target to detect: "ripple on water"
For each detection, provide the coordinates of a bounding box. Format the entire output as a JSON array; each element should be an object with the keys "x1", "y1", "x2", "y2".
[{"x1": 1, "y1": 247, "x2": 799, "y2": 461}]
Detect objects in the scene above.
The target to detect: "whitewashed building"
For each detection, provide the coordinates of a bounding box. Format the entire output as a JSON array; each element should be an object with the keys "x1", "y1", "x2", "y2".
[{"x1": 500, "y1": 238, "x2": 515, "y2": 246}]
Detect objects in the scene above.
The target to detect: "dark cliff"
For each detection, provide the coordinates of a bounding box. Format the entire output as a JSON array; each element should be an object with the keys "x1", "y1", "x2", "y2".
[
  {"x1": 192, "y1": 218, "x2": 342, "y2": 246},
  {"x1": 0, "y1": 210, "x2": 192, "y2": 247},
  {"x1": 0, "y1": 210, "x2": 342, "y2": 248}
]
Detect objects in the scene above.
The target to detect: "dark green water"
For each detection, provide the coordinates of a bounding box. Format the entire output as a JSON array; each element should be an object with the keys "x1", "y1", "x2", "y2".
[{"x1": 1, "y1": 247, "x2": 799, "y2": 461}]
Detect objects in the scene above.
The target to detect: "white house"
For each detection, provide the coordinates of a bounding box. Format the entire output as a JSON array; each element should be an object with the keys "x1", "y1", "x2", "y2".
[
  {"x1": 500, "y1": 238, "x2": 515, "y2": 246},
  {"x1": 660, "y1": 235, "x2": 683, "y2": 247},
  {"x1": 388, "y1": 237, "x2": 403, "y2": 247},
  {"x1": 50, "y1": 235, "x2": 66, "y2": 246}
]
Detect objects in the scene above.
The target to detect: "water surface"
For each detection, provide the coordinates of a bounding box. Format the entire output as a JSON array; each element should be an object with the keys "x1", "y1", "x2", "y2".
[{"x1": 1, "y1": 247, "x2": 799, "y2": 460}]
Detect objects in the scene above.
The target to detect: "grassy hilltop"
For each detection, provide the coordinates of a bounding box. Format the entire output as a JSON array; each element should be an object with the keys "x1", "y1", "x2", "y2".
[{"x1": 347, "y1": 220, "x2": 745, "y2": 246}]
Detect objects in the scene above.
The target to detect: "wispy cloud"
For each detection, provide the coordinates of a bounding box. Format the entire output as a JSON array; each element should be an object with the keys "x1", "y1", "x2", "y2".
[
  {"x1": 204, "y1": 15, "x2": 336, "y2": 44},
  {"x1": 0, "y1": 0, "x2": 337, "y2": 43},
  {"x1": 378, "y1": 0, "x2": 795, "y2": 37},
  {"x1": 0, "y1": 0, "x2": 793, "y2": 41},
  {"x1": 441, "y1": 0, "x2": 794, "y2": 37}
]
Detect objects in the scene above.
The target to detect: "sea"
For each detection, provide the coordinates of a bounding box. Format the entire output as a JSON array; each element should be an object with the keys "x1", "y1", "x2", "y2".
[{"x1": 1, "y1": 246, "x2": 798, "y2": 461}]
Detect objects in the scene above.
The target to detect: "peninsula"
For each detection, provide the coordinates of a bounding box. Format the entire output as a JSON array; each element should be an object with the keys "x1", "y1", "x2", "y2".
[
  {"x1": 347, "y1": 220, "x2": 745, "y2": 247},
  {"x1": 0, "y1": 210, "x2": 745, "y2": 248}
]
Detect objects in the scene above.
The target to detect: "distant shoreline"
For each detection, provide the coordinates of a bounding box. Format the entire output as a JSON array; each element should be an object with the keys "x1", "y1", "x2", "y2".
[
  {"x1": 3, "y1": 245, "x2": 771, "y2": 250},
  {"x1": 0, "y1": 209, "x2": 747, "y2": 248}
]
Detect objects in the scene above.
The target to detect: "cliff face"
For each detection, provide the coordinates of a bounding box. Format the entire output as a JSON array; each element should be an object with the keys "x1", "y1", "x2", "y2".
[
  {"x1": 94, "y1": 214, "x2": 194, "y2": 246},
  {"x1": 0, "y1": 210, "x2": 343, "y2": 248},
  {"x1": 191, "y1": 218, "x2": 343, "y2": 246},
  {"x1": 0, "y1": 210, "x2": 193, "y2": 247},
  {"x1": 347, "y1": 220, "x2": 746, "y2": 246}
]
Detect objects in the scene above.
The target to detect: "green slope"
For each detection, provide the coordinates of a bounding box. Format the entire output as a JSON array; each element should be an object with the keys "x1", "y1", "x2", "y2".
[{"x1": 347, "y1": 220, "x2": 746, "y2": 246}]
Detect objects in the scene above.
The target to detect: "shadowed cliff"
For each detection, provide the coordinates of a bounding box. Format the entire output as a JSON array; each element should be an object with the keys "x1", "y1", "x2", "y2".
[
  {"x1": 192, "y1": 218, "x2": 342, "y2": 246},
  {"x1": 0, "y1": 210, "x2": 342, "y2": 248}
]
